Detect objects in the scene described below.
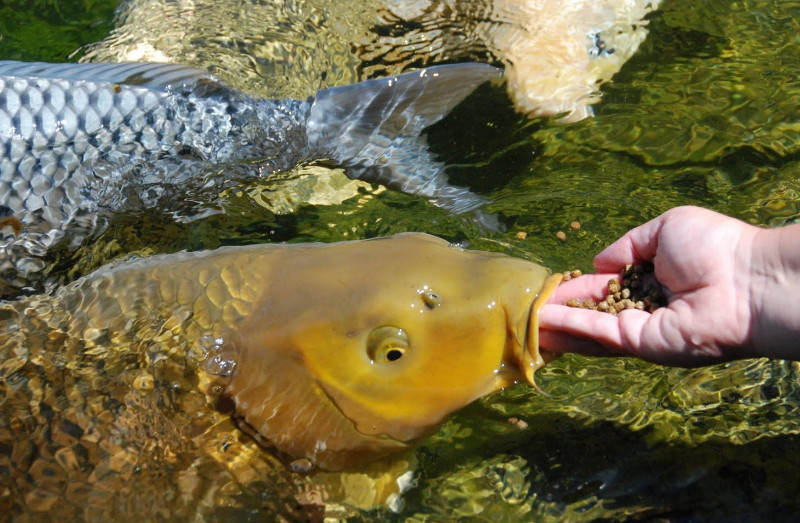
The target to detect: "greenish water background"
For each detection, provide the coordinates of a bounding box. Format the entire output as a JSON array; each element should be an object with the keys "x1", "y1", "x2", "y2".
[{"x1": 3, "y1": 0, "x2": 800, "y2": 520}]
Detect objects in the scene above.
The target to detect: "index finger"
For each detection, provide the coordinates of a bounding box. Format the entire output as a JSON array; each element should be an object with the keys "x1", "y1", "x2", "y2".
[
  {"x1": 546, "y1": 273, "x2": 620, "y2": 304},
  {"x1": 593, "y1": 215, "x2": 665, "y2": 272}
]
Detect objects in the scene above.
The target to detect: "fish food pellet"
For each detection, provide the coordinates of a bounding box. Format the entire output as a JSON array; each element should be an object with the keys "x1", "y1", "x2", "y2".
[
  {"x1": 561, "y1": 263, "x2": 666, "y2": 314},
  {"x1": 556, "y1": 231, "x2": 567, "y2": 241},
  {"x1": 570, "y1": 221, "x2": 581, "y2": 231}
]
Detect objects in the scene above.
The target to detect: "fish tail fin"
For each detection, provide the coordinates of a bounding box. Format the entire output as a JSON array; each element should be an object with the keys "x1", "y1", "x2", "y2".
[{"x1": 306, "y1": 63, "x2": 502, "y2": 221}]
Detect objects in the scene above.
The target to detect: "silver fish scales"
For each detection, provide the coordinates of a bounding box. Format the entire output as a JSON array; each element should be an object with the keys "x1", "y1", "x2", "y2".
[{"x1": 0, "y1": 61, "x2": 500, "y2": 296}]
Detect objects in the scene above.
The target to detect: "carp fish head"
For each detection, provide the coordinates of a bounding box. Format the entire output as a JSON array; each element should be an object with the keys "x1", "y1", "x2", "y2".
[{"x1": 222, "y1": 233, "x2": 561, "y2": 470}]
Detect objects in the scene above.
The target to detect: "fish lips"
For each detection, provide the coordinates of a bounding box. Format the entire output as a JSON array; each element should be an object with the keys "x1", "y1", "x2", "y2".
[{"x1": 505, "y1": 272, "x2": 564, "y2": 389}]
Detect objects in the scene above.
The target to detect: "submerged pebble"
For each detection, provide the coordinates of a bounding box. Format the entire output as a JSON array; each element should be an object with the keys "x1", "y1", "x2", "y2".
[
  {"x1": 507, "y1": 417, "x2": 529, "y2": 430},
  {"x1": 291, "y1": 458, "x2": 314, "y2": 474}
]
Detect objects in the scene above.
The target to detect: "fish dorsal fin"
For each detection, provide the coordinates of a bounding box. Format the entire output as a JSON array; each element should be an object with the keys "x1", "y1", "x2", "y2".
[
  {"x1": 306, "y1": 63, "x2": 502, "y2": 219},
  {"x1": 0, "y1": 60, "x2": 225, "y2": 93}
]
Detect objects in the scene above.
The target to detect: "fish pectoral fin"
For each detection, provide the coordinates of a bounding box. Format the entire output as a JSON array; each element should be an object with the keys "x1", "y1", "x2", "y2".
[{"x1": 306, "y1": 63, "x2": 502, "y2": 217}]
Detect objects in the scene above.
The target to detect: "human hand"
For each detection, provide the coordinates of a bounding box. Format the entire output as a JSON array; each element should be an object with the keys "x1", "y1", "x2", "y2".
[{"x1": 539, "y1": 206, "x2": 768, "y2": 366}]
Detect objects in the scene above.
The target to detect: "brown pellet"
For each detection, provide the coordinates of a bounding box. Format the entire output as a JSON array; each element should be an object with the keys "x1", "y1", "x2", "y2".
[{"x1": 562, "y1": 263, "x2": 666, "y2": 315}]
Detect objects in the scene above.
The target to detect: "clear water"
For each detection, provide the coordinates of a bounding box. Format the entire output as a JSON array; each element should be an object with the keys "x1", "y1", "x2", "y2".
[{"x1": 3, "y1": 0, "x2": 800, "y2": 520}]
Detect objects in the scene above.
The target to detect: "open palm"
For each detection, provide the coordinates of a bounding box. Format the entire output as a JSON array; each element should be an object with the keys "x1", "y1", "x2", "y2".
[{"x1": 539, "y1": 206, "x2": 761, "y2": 366}]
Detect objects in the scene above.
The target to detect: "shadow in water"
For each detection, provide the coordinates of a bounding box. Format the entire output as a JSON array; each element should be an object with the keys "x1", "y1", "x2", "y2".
[{"x1": 404, "y1": 409, "x2": 800, "y2": 521}]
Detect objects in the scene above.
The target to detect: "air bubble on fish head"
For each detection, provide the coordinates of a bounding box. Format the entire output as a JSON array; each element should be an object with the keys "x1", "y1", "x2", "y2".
[
  {"x1": 202, "y1": 337, "x2": 238, "y2": 378},
  {"x1": 190, "y1": 334, "x2": 221, "y2": 358},
  {"x1": 205, "y1": 352, "x2": 237, "y2": 377}
]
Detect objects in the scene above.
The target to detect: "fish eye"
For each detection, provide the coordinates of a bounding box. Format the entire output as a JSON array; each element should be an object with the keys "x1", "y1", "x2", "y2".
[{"x1": 367, "y1": 326, "x2": 408, "y2": 364}]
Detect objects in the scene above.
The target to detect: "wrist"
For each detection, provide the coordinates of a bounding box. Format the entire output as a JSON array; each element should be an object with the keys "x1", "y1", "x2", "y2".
[{"x1": 748, "y1": 223, "x2": 800, "y2": 359}]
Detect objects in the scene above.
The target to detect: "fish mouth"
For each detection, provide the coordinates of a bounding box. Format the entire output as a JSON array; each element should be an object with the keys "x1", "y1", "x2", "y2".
[{"x1": 521, "y1": 272, "x2": 563, "y2": 387}]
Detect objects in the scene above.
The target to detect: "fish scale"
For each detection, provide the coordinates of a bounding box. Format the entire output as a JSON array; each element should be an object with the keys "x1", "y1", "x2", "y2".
[
  {"x1": 0, "y1": 60, "x2": 501, "y2": 296},
  {"x1": 0, "y1": 66, "x2": 313, "y2": 224}
]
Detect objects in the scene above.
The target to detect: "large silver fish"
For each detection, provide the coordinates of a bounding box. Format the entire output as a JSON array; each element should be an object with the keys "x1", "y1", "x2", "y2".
[{"x1": 0, "y1": 61, "x2": 500, "y2": 296}]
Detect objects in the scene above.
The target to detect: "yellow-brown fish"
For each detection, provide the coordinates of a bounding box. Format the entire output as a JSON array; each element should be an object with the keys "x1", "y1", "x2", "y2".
[{"x1": 0, "y1": 233, "x2": 560, "y2": 516}]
